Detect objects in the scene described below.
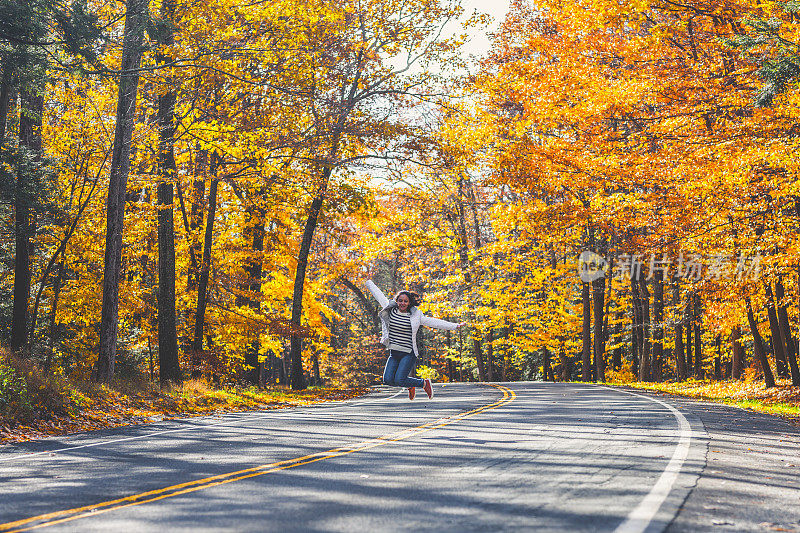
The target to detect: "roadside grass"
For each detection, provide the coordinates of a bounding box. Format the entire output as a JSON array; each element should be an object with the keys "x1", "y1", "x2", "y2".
[
  {"x1": 0, "y1": 352, "x2": 368, "y2": 444},
  {"x1": 606, "y1": 370, "x2": 800, "y2": 422}
]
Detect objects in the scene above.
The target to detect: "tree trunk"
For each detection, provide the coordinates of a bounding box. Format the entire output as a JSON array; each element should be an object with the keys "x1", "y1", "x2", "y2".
[
  {"x1": 559, "y1": 348, "x2": 571, "y2": 381},
  {"x1": 630, "y1": 276, "x2": 641, "y2": 377},
  {"x1": 731, "y1": 326, "x2": 744, "y2": 379},
  {"x1": 652, "y1": 271, "x2": 664, "y2": 382},
  {"x1": 685, "y1": 296, "x2": 693, "y2": 372},
  {"x1": 675, "y1": 323, "x2": 686, "y2": 380},
  {"x1": 312, "y1": 352, "x2": 321, "y2": 385},
  {"x1": 95, "y1": 0, "x2": 151, "y2": 381},
  {"x1": 45, "y1": 259, "x2": 65, "y2": 369},
  {"x1": 485, "y1": 329, "x2": 494, "y2": 381},
  {"x1": 11, "y1": 87, "x2": 43, "y2": 352},
  {"x1": 187, "y1": 148, "x2": 207, "y2": 289},
  {"x1": 612, "y1": 314, "x2": 622, "y2": 370},
  {"x1": 290, "y1": 165, "x2": 333, "y2": 390},
  {"x1": 156, "y1": 0, "x2": 181, "y2": 384},
  {"x1": 638, "y1": 276, "x2": 651, "y2": 382},
  {"x1": 243, "y1": 208, "x2": 265, "y2": 386},
  {"x1": 775, "y1": 277, "x2": 800, "y2": 385},
  {"x1": 543, "y1": 347, "x2": 552, "y2": 381},
  {"x1": 502, "y1": 325, "x2": 510, "y2": 381},
  {"x1": 192, "y1": 176, "x2": 218, "y2": 358},
  {"x1": 473, "y1": 336, "x2": 487, "y2": 382},
  {"x1": 693, "y1": 293, "x2": 703, "y2": 378},
  {"x1": 157, "y1": 177, "x2": 180, "y2": 383},
  {"x1": 446, "y1": 329, "x2": 454, "y2": 381},
  {"x1": 746, "y1": 296, "x2": 775, "y2": 388},
  {"x1": 714, "y1": 334, "x2": 722, "y2": 380},
  {"x1": 592, "y1": 275, "x2": 606, "y2": 382},
  {"x1": 581, "y1": 281, "x2": 592, "y2": 381},
  {"x1": 765, "y1": 283, "x2": 788, "y2": 377}
]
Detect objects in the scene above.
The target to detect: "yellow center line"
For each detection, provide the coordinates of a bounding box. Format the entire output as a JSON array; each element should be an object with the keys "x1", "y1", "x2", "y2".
[{"x1": 1, "y1": 384, "x2": 515, "y2": 533}]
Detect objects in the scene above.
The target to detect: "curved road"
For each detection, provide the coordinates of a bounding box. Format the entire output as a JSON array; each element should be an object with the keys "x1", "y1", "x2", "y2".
[{"x1": 0, "y1": 382, "x2": 798, "y2": 532}]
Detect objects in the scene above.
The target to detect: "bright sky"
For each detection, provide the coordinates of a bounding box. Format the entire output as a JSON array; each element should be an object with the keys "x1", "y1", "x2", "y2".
[{"x1": 457, "y1": 0, "x2": 511, "y2": 61}]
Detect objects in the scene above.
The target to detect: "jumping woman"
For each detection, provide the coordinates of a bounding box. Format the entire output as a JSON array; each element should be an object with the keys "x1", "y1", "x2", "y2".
[{"x1": 366, "y1": 280, "x2": 465, "y2": 400}]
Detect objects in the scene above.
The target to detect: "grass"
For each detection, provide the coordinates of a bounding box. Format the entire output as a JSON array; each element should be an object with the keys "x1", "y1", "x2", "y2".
[{"x1": 0, "y1": 352, "x2": 368, "y2": 444}]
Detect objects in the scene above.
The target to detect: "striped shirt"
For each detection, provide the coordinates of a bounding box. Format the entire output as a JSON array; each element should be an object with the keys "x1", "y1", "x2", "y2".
[{"x1": 388, "y1": 307, "x2": 413, "y2": 353}]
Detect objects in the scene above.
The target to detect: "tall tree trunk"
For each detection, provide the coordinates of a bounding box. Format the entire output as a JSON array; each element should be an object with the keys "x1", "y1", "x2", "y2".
[
  {"x1": 290, "y1": 163, "x2": 333, "y2": 390},
  {"x1": 630, "y1": 275, "x2": 641, "y2": 376},
  {"x1": 638, "y1": 277, "x2": 651, "y2": 381},
  {"x1": 502, "y1": 325, "x2": 510, "y2": 381},
  {"x1": 731, "y1": 326, "x2": 744, "y2": 379},
  {"x1": 775, "y1": 277, "x2": 800, "y2": 385},
  {"x1": 612, "y1": 313, "x2": 622, "y2": 369},
  {"x1": 45, "y1": 259, "x2": 65, "y2": 369},
  {"x1": 543, "y1": 347, "x2": 552, "y2": 382},
  {"x1": 192, "y1": 176, "x2": 218, "y2": 358},
  {"x1": 559, "y1": 348, "x2": 571, "y2": 381},
  {"x1": 312, "y1": 352, "x2": 321, "y2": 385},
  {"x1": 473, "y1": 335, "x2": 487, "y2": 382},
  {"x1": 592, "y1": 275, "x2": 606, "y2": 382},
  {"x1": 714, "y1": 334, "x2": 722, "y2": 380},
  {"x1": 156, "y1": 0, "x2": 180, "y2": 384},
  {"x1": 12, "y1": 87, "x2": 43, "y2": 352},
  {"x1": 486, "y1": 328, "x2": 494, "y2": 381},
  {"x1": 243, "y1": 207, "x2": 265, "y2": 386},
  {"x1": 452, "y1": 177, "x2": 485, "y2": 382},
  {"x1": 685, "y1": 294, "x2": 693, "y2": 372},
  {"x1": 187, "y1": 148, "x2": 207, "y2": 289},
  {"x1": 157, "y1": 178, "x2": 180, "y2": 383},
  {"x1": 765, "y1": 283, "x2": 789, "y2": 377},
  {"x1": 675, "y1": 323, "x2": 686, "y2": 380},
  {"x1": 446, "y1": 329, "x2": 454, "y2": 382},
  {"x1": 95, "y1": 0, "x2": 151, "y2": 381},
  {"x1": 581, "y1": 281, "x2": 592, "y2": 381},
  {"x1": 651, "y1": 271, "x2": 664, "y2": 382},
  {"x1": 693, "y1": 292, "x2": 703, "y2": 378},
  {"x1": 746, "y1": 296, "x2": 776, "y2": 388}
]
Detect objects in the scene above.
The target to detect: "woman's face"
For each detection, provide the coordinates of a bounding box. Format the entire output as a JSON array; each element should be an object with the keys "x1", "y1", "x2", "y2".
[{"x1": 396, "y1": 294, "x2": 411, "y2": 312}]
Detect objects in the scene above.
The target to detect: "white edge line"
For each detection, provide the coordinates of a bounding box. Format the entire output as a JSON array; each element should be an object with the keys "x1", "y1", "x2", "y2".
[
  {"x1": 607, "y1": 386, "x2": 693, "y2": 533},
  {"x1": 0, "y1": 389, "x2": 404, "y2": 463}
]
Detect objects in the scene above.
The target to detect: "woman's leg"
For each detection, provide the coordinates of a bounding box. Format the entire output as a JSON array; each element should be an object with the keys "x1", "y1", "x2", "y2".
[
  {"x1": 383, "y1": 354, "x2": 400, "y2": 385},
  {"x1": 394, "y1": 352, "x2": 424, "y2": 388}
]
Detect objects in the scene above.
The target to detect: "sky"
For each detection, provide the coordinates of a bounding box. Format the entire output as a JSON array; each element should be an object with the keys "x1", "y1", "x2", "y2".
[{"x1": 457, "y1": 0, "x2": 511, "y2": 61}]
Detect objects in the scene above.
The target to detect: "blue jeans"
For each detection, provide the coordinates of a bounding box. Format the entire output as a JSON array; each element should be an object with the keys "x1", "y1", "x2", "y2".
[{"x1": 383, "y1": 350, "x2": 424, "y2": 388}]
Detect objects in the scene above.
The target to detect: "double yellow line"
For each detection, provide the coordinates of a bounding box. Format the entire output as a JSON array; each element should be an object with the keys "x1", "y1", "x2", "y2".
[{"x1": 1, "y1": 384, "x2": 515, "y2": 532}]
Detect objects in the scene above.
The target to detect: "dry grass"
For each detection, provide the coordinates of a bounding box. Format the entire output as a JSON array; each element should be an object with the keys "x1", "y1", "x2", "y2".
[
  {"x1": 608, "y1": 370, "x2": 800, "y2": 421},
  {"x1": 0, "y1": 353, "x2": 367, "y2": 444}
]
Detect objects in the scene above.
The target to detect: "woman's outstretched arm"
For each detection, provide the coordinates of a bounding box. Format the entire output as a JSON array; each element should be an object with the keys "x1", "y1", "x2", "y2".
[
  {"x1": 420, "y1": 314, "x2": 466, "y2": 330},
  {"x1": 365, "y1": 279, "x2": 390, "y2": 308}
]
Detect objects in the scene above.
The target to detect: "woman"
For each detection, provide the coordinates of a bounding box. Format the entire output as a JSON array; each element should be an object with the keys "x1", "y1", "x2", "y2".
[{"x1": 366, "y1": 280, "x2": 465, "y2": 400}]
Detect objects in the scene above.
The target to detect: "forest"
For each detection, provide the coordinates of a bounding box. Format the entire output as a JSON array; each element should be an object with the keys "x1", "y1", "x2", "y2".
[{"x1": 1, "y1": 0, "x2": 800, "y2": 428}]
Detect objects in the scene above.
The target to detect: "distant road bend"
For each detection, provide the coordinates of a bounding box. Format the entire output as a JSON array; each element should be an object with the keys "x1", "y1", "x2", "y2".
[{"x1": 1, "y1": 382, "x2": 799, "y2": 532}]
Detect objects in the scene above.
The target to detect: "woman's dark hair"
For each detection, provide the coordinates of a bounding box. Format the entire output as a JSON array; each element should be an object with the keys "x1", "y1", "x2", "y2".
[{"x1": 397, "y1": 290, "x2": 421, "y2": 307}]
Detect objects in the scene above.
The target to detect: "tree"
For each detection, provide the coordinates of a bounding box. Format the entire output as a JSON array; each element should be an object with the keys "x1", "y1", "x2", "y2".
[
  {"x1": 154, "y1": 0, "x2": 180, "y2": 384},
  {"x1": 283, "y1": 0, "x2": 463, "y2": 389},
  {"x1": 95, "y1": 0, "x2": 151, "y2": 381}
]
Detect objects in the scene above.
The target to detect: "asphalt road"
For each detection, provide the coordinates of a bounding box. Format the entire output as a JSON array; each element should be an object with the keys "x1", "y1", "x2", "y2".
[{"x1": 0, "y1": 382, "x2": 798, "y2": 532}]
